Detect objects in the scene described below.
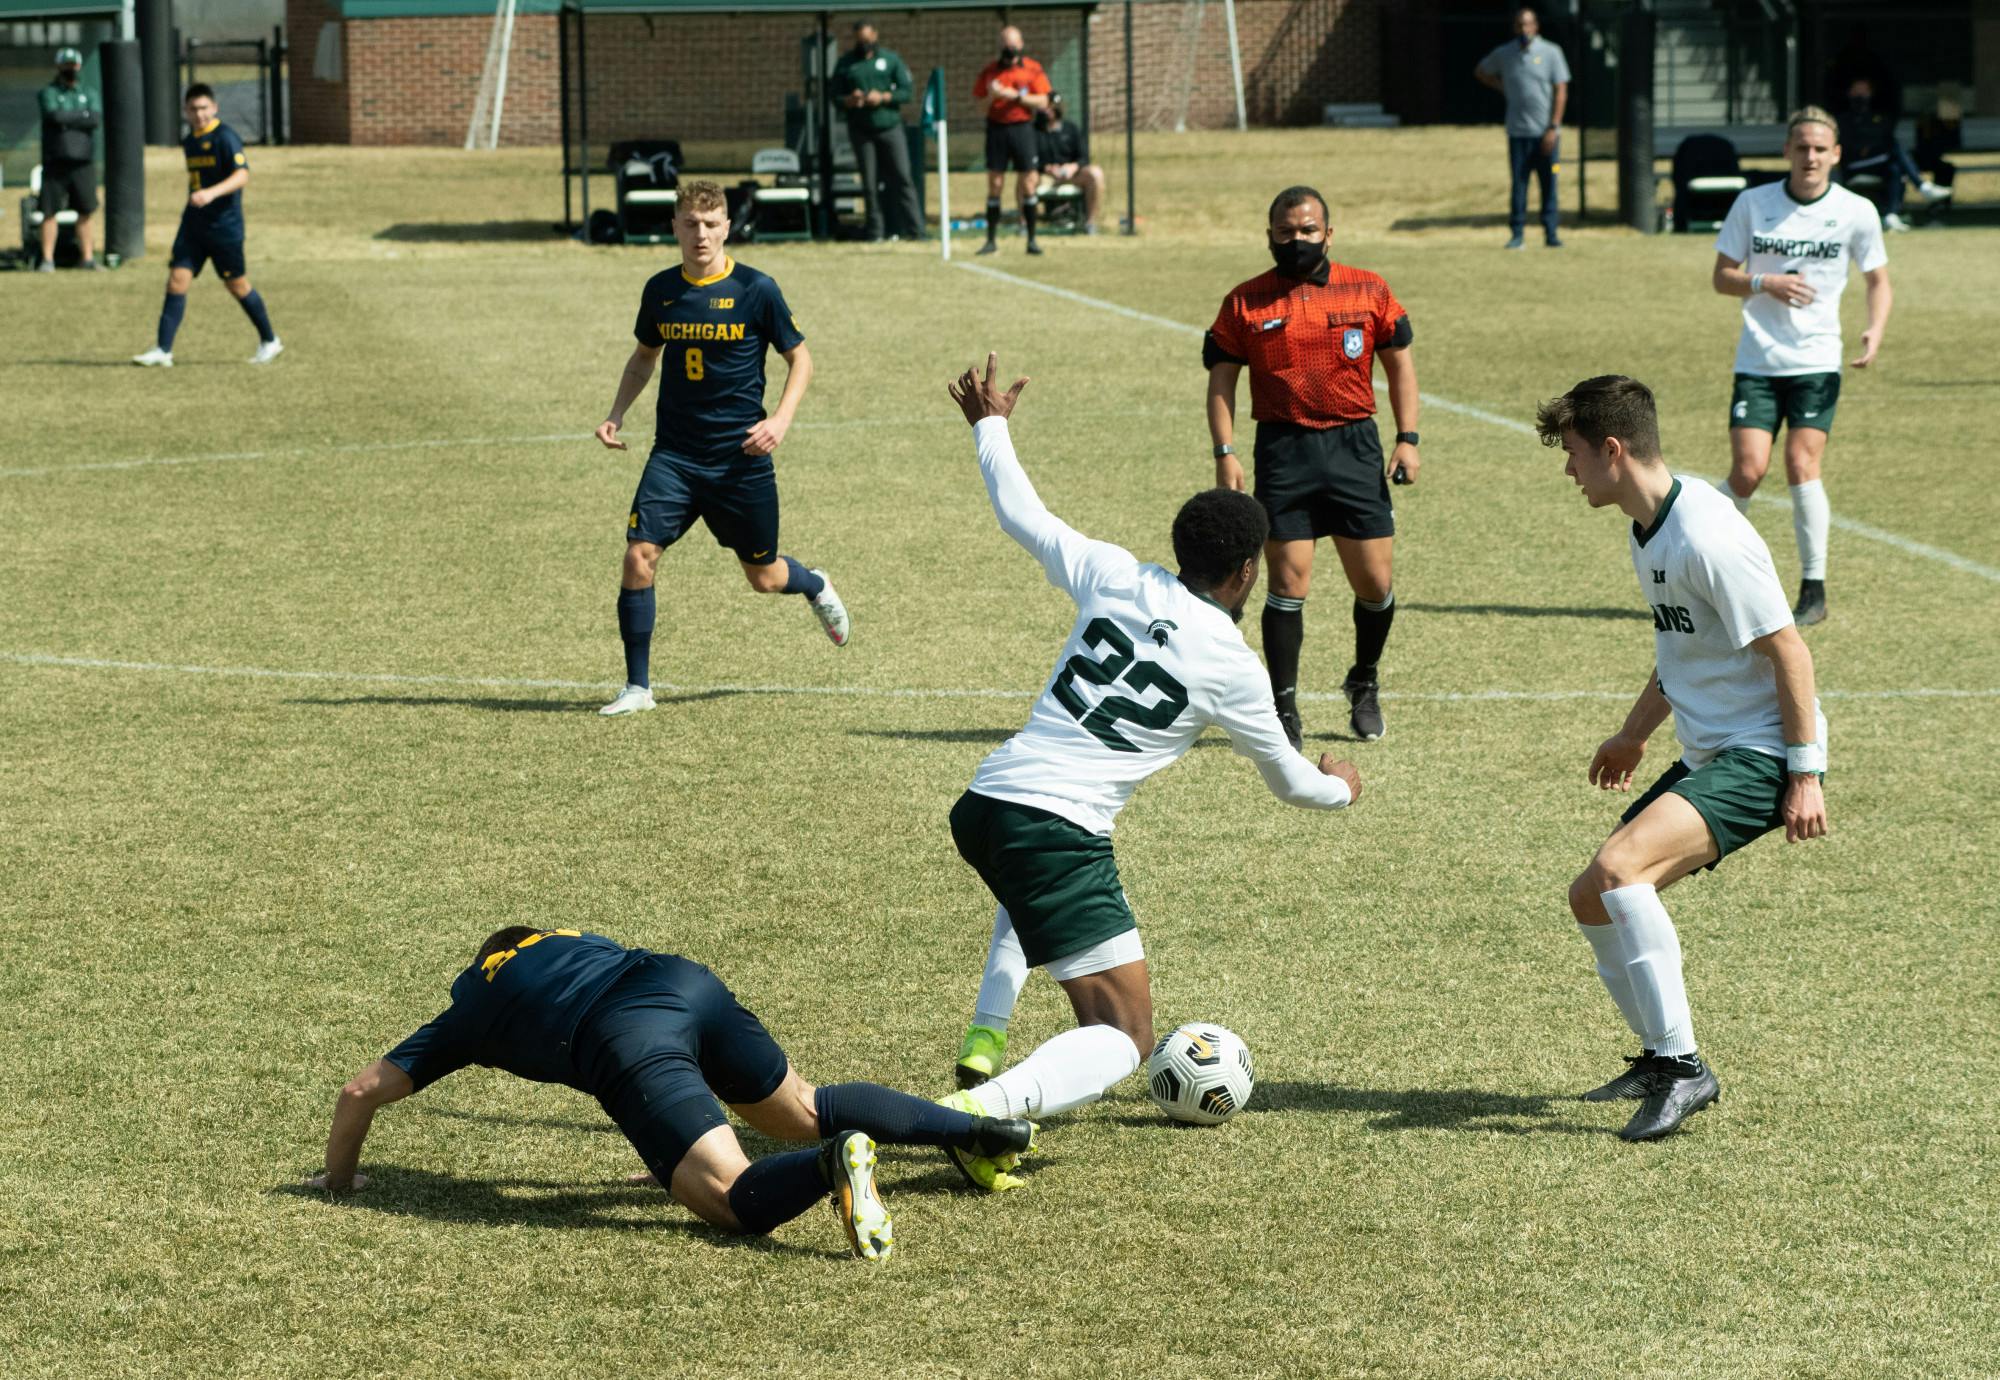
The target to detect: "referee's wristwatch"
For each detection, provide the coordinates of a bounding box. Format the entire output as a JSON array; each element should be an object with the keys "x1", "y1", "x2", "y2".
[
  {"x1": 1394, "y1": 431, "x2": 1420, "y2": 446},
  {"x1": 1213, "y1": 443, "x2": 1235, "y2": 459}
]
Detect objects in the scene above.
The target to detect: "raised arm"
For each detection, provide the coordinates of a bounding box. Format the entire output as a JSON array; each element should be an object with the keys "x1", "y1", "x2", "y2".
[
  {"x1": 312, "y1": 1058, "x2": 414, "y2": 1193},
  {"x1": 595, "y1": 342, "x2": 662, "y2": 450},
  {"x1": 1750, "y1": 624, "x2": 1828, "y2": 841}
]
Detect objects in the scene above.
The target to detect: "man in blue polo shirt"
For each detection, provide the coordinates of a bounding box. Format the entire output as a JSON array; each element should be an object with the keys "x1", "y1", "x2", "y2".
[
  {"x1": 133, "y1": 85, "x2": 281, "y2": 366},
  {"x1": 308, "y1": 927, "x2": 1038, "y2": 1260},
  {"x1": 593, "y1": 179, "x2": 850, "y2": 718},
  {"x1": 1475, "y1": 7, "x2": 1570, "y2": 250}
]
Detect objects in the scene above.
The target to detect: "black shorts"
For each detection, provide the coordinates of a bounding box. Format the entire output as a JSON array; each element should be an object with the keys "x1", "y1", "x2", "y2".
[
  {"x1": 1253, "y1": 419, "x2": 1395, "y2": 542},
  {"x1": 984, "y1": 121, "x2": 1040, "y2": 174},
  {"x1": 38, "y1": 160, "x2": 97, "y2": 217},
  {"x1": 170, "y1": 224, "x2": 248, "y2": 280},
  {"x1": 573, "y1": 954, "x2": 790, "y2": 1182},
  {"x1": 628, "y1": 449, "x2": 780, "y2": 563}
]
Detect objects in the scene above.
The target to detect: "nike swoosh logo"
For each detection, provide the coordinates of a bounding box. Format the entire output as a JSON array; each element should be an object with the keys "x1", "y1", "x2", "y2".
[{"x1": 752, "y1": 549, "x2": 771, "y2": 559}]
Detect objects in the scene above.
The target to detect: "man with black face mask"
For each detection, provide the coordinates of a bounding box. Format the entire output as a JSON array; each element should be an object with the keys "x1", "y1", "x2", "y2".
[
  {"x1": 1203, "y1": 186, "x2": 1421, "y2": 749},
  {"x1": 35, "y1": 46, "x2": 100, "y2": 271},
  {"x1": 831, "y1": 20, "x2": 923, "y2": 241},
  {"x1": 973, "y1": 25, "x2": 1051, "y2": 255}
]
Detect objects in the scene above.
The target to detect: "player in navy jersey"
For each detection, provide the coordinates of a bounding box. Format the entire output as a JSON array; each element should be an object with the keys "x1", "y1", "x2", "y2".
[
  {"x1": 309, "y1": 927, "x2": 1037, "y2": 1259},
  {"x1": 132, "y1": 85, "x2": 280, "y2": 368},
  {"x1": 593, "y1": 180, "x2": 849, "y2": 718}
]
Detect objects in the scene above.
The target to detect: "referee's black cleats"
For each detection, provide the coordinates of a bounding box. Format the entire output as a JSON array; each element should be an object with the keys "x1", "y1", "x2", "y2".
[
  {"x1": 1618, "y1": 1056, "x2": 1720, "y2": 1142},
  {"x1": 965, "y1": 1115, "x2": 1038, "y2": 1160},
  {"x1": 1025, "y1": 239, "x2": 1044, "y2": 256},
  {"x1": 977, "y1": 240, "x2": 999, "y2": 256},
  {"x1": 1793, "y1": 578, "x2": 1828, "y2": 626},
  {"x1": 1343, "y1": 674, "x2": 1384, "y2": 741},
  {"x1": 1580, "y1": 1050, "x2": 1659, "y2": 1102}
]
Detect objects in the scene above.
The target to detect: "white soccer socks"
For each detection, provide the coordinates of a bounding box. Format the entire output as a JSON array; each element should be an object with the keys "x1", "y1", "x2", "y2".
[
  {"x1": 966, "y1": 1025, "x2": 1141, "y2": 1119},
  {"x1": 1723, "y1": 480, "x2": 1753, "y2": 515},
  {"x1": 1578, "y1": 921, "x2": 1645, "y2": 1042},
  {"x1": 973, "y1": 906, "x2": 1029, "y2": 1033},
  {"x1": 1790, "y1": 478, "x2": 1829, "y2": 581},
  {"x1": 1601, "y1": 884, "x2": 1697, "y2": 1058}
]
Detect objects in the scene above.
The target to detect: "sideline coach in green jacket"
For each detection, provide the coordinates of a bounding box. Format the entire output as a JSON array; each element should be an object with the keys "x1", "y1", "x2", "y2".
[
  {"x1": 831, "y1": 20, "x2": 923, "y2": 241},
  {"x1": 37, "y1": 46, "x2": 100, "y2": 271}
]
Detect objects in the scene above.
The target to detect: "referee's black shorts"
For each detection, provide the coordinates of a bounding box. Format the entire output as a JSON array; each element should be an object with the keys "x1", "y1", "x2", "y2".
[
  {"x1": 1252, "y1": 418, "x2": 1396, "y2": 542},
  {"x1": 984, "y1": 121, "x2": 1040, "y2": 174},
  {"x1": 37, "y1": 159, "x2": 98, "y2": 218}
]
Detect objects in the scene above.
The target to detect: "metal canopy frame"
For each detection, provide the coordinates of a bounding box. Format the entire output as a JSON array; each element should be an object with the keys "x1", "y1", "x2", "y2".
[{"x1": 556, "y1": 0, "x2": 1136, "y2": 241}]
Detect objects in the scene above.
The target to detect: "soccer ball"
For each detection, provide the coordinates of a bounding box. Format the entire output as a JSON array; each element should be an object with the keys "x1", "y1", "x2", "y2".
[{"x1": 1146, "y1": 1022, "x2": 1254, "y2": 1125}]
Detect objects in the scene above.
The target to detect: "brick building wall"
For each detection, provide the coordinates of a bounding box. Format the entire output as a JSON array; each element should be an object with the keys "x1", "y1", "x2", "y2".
[{"x1": 287, "y1": 0, "x2": 1385, "y2": 147}]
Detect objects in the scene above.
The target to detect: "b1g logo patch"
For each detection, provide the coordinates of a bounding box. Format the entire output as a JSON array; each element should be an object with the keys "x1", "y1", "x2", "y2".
[{"x1": 1341, "y1": 326, "x2": 1365, "y2": 360}]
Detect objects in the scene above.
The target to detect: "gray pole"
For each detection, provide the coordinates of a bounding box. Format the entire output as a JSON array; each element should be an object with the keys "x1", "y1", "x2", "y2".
[
  {"x1": 1123, "y1": 0, "x2": 1134, "y2": 234},
  {"x1": 1617, "y1": 4, "x2": 1656, "y2": 234},
  {"x1": 100, "y1": 38, "x2": 146, "y2": 261},
  {"x1": 135, "y1": 0, "x2": 176, "y2": 144}
]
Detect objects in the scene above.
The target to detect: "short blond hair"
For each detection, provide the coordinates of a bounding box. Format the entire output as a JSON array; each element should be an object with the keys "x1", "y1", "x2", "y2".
[
  {"x1": 1786, "y1": 105, "x2": 1839, "y2": 143},
  {"x1": 677, "y1": 179, "x2": 728, "y2": 218}
]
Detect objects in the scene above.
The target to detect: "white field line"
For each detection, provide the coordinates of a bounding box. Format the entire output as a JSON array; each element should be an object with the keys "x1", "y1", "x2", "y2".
[
  {"x1": 954, "y1": 262, "x2": 2000, "y2": 585},
  {"x1": 4, "y1": 653, "x2": 1994, "y2": 705}
]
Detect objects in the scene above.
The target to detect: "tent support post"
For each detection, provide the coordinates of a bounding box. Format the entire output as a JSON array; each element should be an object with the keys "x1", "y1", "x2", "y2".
[
  {"x1": 578, "y1": 2, "x2": 590, "y2": 233},
  {"x1": 1122, "y1": 0, "x2": 1134, "y2": 234}
]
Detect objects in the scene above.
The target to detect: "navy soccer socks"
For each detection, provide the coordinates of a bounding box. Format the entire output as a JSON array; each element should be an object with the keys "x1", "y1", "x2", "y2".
[
  {"x1": 780, "y1": 556, "x2": 824, "y2": 599},
  {"x1": 616, "y1": 586, "x2": 655, "y2": 687},
  {"x1": 724, "y1": 1147, "x2": 827, "y2": 1234},
  {"x1": 814, "y1": 1082, "x2": 974, "y2": 1148},
  {"x1": 157, "y1": 291, "x2": 187, "y2": 352},
  {"x1": 237, "y1": 289, "x2": 276, "y2": 343}
]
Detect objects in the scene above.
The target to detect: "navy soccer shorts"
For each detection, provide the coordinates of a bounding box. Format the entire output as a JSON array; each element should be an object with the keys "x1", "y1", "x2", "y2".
[
  {"x1": 170, "y1": 223, "x2": 248, "y2": 280},
  {"x1": 573, "y1": 955, "x2": 791, "y2": 1182},
  {"x1": 627, "y1": 449, "x2": 781, "y2": 564}
]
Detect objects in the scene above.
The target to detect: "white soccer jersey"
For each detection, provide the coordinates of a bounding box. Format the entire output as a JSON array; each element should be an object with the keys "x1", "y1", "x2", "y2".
[
  {"x1": 1714, "y1": 179, "x2": 1887, "y2": 377},
  {"x1": 965, "y1": 418, "x2": 1351, "y2": 835},
  {"x1": 1631, "y1": 476, "x2": 1826, "y2": 765}
]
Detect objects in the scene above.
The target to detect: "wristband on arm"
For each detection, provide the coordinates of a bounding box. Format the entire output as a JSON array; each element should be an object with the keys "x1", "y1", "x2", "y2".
[
  {"x1": 1786, "y1": 742, "x2": 1826, "y2": 775},
  {"x1": 1750, "y1": 273, "x2": 1765, "y2": 296}
]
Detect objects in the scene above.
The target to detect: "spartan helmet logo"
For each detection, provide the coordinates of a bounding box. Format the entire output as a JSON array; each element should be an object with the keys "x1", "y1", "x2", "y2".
[{"x1": 1147, "y1": 618, "x2": 1178, "y2": 647}]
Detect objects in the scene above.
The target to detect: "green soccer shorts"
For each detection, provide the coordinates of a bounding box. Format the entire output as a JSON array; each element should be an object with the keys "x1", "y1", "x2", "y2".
[
  {"x1": 1622, "y1": 747, "x2": 1809, "y2": 873},
  {"x1": 949, "y1": 790, "x2": 1137, "y2": 968},
  {"x1": 1729, "y1": 372, "x2": 1841, "y2": 436}
]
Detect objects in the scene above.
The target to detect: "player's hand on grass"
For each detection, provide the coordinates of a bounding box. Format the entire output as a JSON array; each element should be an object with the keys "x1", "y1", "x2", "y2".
[
  {"x1": 1760, "y1": 272, "x2": 1815, "y2": 308},
  {"x1": 949, "y1": 352, "x2": 1030, "y2": 425},
  {"x1": 1389, "y1": 440, "x2": 1419, "y2": 485},
  {"x1": 595, "y1": 419, "x2": 628, "y2": 451},
  {"x1": 308, "y1": 1171, "x2": 369, "y2": 1194},
  {"x1": 743, "y1": 416, "x2": 789, "y2": 455},
  {"x1": 1588, "y1": 734, "x2": 1645, "y2": 790},
  {"x1": 1319, "y1": 755, "x2": 1361, "y2": 802},
  {"x1": 1215, "y1": 453, "x2": 1246, "y2": 491},
  {"x1": 1851, "y1": 328, "x2": 1882, "y2": 368},
  {"x1": 1783, "y1": 774, "x2": 1829, "y2": 842}
]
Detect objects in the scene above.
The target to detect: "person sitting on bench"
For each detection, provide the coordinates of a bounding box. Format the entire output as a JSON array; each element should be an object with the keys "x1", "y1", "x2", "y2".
[{"x1": 1036, "y1": 93, "x2": 1104, "y2": 234}]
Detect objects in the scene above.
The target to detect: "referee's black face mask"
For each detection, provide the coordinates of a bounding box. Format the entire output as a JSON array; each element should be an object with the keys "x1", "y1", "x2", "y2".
[{"x1": 1268, "y1": 234, "x2": 1327, "y2": 279}]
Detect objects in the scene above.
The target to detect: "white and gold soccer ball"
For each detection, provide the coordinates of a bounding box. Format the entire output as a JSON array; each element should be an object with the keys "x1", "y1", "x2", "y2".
[{"x1": 1146, "y1": 1022, "x2": 1254, "y2": 1125}]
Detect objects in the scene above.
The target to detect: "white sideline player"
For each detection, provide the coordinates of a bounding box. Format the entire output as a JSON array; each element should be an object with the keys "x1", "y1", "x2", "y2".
[
  {"x1": 1540, "y1": 374, "x2": 1828, "y2": 1143},
  {"x1": 935, "y1": 354, "x2": 1360, "y2": 1188},
  {"x1": 1711, "y1": 103, "x2": 1893, "y2": 627}
]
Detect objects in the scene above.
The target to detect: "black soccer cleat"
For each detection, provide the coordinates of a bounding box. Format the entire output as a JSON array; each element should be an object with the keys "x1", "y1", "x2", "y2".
[
  {"x1": 1343, "y1": 674, "x2": 1384, "y2": 741},
  {"x1": 964, "y1": 1115, "x2": 1037, "y2": 1160},
  {"x1": 976, "y1": 239, "x2": 999, "y2": 256},
  {"x1": 1025, "y1": 239, "x2": 1044, "y2": 256},
  {"x1": 1580, "y1": 1051, "x2": 1659, "y2": 1102},
  {"x1": 1793, "y1": 578, "x2": 1827, "y2": 627},
  {"x1": 1276, "y1": 702, "x2": 1304, "y2": 753},
  {"x1": 1619, "y1": 1057, "x2": 1720, "y2": 1141}
]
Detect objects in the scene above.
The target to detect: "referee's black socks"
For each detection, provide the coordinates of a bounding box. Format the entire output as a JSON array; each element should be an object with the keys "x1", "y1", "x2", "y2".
[
  {"x1": 1350, "y1": 589, "x2": 1395, "y2": 684},
  {"x1": 985, "y1": 198, "x2": 1002, "y2": 244},
  {"x1": 1022, "y1": 194, "x2": 1039, "y2": 241},
  {"x1": 1263, "y1": 593, "x2": 1305, "y2": 711}
]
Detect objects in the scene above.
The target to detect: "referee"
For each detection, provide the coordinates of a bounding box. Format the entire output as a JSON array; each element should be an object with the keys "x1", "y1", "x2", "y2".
[{"x1": 1204, "y1": 186, "x2": 1421, "y2": 746}]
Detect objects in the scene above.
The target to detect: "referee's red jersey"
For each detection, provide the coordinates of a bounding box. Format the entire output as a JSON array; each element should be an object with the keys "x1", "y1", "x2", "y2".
[{"x1": 1206, "y1": 262, "x2": 1408, "y2": 427}]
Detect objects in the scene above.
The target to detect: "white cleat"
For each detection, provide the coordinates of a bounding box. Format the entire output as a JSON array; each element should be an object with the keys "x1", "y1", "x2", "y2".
[
  {"x1": 598, "y1": 684, "x2": 656, "y2": 717},
  {"x1": 808, "y1": 571, "x2": 850, "y2": 646},
  {"x1": 1882, "y1": 211, "x2": 1911, "y2": 233},
  {"x1": 827, "y1": 1131, "x2": 893, "y2": 1261},
  {"x1": 249, "y1": 338, "x2": 284, "y2": 365},
  {"x1": 132, "y1": 347, "x2": 174, "y2": 367},
  {"x1": 1919, "y1": 180, "x2": 1952, "y2": 204}
]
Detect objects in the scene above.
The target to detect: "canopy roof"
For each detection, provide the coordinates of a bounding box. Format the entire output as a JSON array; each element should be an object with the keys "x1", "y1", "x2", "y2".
[
  {"x1": 0, "y1": 0, "x2": 125, "y2": 17},
  {"x1": 338, "y1": 0, "x2": 1087, "y2": 14}
]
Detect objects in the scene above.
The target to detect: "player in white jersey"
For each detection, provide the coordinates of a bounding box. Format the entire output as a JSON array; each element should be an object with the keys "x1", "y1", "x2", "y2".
[
  {"x1": 934, "y1": 355, "x2": 1359, "y2": 1184},
  {"x1": 1538, "y1": 375, "x2": 1828, "y2": 1142},
  {"x1": 1712, "y1": 104, "x2": 1893, "y2": 627}
]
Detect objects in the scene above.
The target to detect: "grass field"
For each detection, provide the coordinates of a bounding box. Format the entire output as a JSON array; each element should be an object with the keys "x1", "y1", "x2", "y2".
[{"x1": 3, "y1": 127, "x2": 1997, "y2": 1379}]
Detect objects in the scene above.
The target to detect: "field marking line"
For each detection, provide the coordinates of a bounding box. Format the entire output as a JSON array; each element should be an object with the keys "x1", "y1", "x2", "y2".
[
  {"x1": 4, "y1": 652, "x2": 1993, "y2": 704},
  {"x1": 953, "y1": 262, "x2": 2000, "y2": 585}
]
